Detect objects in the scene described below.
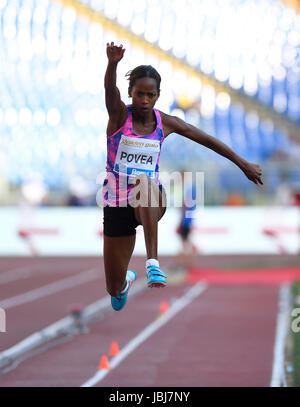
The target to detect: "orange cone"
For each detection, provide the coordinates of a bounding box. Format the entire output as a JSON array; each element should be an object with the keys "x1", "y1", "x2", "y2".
[
  {"x1": 98, "y1": 355, "x2": 110, "y2": 370},
  {"x1": 159, "y1": 301, "x2": 170, "y2": 314},
  {"x1": 109, "y1": 341, "x2": 120, "y2": 356}
]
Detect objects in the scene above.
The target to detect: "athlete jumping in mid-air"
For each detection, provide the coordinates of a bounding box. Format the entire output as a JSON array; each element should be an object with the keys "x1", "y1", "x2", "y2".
[{"x1": 103, "y1": 42, "x2": 263, "y2": 311}]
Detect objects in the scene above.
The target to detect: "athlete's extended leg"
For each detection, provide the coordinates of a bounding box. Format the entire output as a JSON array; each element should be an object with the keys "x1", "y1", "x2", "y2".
[{"x1": 104, "y1": 234, "x2": 136, "y2": 297}]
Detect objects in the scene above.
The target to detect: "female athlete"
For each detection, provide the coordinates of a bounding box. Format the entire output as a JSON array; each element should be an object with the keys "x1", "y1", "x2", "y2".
[{"x1": 103, "y1": 42, "x2": 263, "y2": 311}]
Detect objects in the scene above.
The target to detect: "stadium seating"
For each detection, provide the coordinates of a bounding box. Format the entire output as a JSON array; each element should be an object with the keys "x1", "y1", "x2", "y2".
[{"x1": 0, "y1": 0, "x2": 299, "y2": 199}]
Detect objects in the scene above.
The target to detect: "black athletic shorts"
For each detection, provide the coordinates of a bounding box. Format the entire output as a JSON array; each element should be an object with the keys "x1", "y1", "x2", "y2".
[
  {"x1": 103, "y1": 184, "x2": 166, "y2": 237},
  {"x1": 178, "y1": 224, "x2": 191, "y2": 240}
]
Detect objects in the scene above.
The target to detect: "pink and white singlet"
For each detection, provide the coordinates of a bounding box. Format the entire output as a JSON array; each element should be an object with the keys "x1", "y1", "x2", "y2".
[{"x1": 102, "y1": 105, "x2": 165, "y2": 207}]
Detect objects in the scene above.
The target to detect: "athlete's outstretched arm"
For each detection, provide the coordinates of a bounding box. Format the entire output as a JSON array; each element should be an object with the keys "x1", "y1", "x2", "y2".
[
  {"x1": 104, "y1": 42, "x2": 126, "y2": 117},
  {"x1": 161, "y1": 113, "x2": 263, "y2": 186}
]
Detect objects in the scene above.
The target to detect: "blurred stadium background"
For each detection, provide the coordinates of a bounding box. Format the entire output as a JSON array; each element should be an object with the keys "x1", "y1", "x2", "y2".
[
  {"x1": 0, "y1": 0, "x2": 300, "y2": 255},
  {"x1": 1, "y1": 0, "x2": 300, "y2": 388}
]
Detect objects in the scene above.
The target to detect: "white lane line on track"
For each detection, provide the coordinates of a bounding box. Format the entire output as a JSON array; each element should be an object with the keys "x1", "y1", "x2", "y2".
[
  {"x1": 270, "y1": 283, "x2": 291, "y2": 387},
  {"x1": 0, "y1": 266, "x2": 33, "y2": 285},
  {"x1": 0, "y1": 268, "x2": 101, "y2": 309},
  {"x1": 0, "y1": 280, "x2": 146, "y2": 370},
  {"x1": 0, "y1": 262, "x2": 100, "y2": 285},
  {"x1": 81, "y1": 281, "x2": 208, "y2": 387}
]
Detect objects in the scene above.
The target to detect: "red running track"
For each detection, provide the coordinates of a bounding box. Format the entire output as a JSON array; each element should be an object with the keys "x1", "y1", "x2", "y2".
[{"x1": 0, "y1": 256, "x2": 292, "y2": 387}]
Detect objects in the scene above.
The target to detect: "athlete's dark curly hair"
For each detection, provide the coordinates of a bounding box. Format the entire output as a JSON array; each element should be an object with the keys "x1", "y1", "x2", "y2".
[{"x1": 125, "y1": 65, "x2": 161, "y2": 96}]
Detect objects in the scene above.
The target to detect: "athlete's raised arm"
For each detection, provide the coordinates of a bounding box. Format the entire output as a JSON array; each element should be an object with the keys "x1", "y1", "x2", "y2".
[
  {"x1": 161, "y1": 112, "x2": 263, "y2": 186},
  {"x1": 104, "y1": 42, "x2": 127, "y2": 126}
]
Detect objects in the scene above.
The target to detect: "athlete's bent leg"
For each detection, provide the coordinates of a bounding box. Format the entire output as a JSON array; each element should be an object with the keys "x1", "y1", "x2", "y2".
[
  {"x1": 133, "y1": 174, "x2": 165, "y2": 260},
  {"x1": 132, "y1": 174, "x2": 167, "y2": 288}
]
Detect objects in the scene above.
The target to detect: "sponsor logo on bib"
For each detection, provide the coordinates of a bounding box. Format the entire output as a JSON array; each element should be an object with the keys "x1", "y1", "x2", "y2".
[{"x1": 114, "y1": 135, "x2": 160, "y2": 178}]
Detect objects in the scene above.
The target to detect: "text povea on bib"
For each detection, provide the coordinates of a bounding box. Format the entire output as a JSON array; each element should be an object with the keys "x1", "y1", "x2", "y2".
[{"x1": 114, "y1": 134, "x2": 160, "y2": 178}]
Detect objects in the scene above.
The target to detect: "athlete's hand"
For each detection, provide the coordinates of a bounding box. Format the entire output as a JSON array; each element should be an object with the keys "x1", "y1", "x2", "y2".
[
  {"x1": 106, "y1": 42, "x2": 125, "y2": 63},
  {"x1": 241, "y1": 161, "x2": 263, "y2": 186}
]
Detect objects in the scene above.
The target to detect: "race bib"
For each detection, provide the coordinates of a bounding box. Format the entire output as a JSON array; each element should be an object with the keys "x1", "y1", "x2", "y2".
[{"x1": 114, "y1": 134, "x2": 160, "y2": 178}]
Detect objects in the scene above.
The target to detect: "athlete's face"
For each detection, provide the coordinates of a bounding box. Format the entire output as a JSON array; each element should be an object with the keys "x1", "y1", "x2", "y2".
[{"x1": 129, "y1": 78, "x2": 159, "y2": 115}]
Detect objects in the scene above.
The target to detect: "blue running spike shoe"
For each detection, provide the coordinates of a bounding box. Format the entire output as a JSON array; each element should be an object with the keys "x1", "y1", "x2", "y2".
[
  {"x1": 147, "y1": 266, "x2": 167, "y2": 288},
  {"x1": 111, "y1": 269, "x2": 137, "y2": 311}
]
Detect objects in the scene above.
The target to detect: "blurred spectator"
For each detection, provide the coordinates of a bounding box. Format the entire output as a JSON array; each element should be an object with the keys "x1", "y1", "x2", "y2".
[
  {"x1": 175, "y1": 170, "x2": 198, "y2": 270},
  {"x1": 0, "y1": 174, "x2": 10, "y2": 205},
  {"x1": 275, "y1": 171, "x2": 293, "y2": 206},
  {"x1": 291, "y1": 183, "x2": 300, "y2": 207},
  {"x1": 20, "y1": 178, "x2": 48, "y2": 206},
  {"x1": 67, "y1": 175, "x2": 96, "y2": 206},
  {"x1": 18, "y1": 177, "x2": 49, "y2": 256},
  {"x1": 224, "y1": 192, "x2": 246, "y2": 206}
]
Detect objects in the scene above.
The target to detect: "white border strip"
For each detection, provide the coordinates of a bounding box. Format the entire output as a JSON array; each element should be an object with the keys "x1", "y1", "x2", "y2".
[
  {"x1": 81, "y1": 281, "x2": 208, "y2": 387},
  {"x1": 270, "y1": 283, "x2": 291, "y2": 387}
]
